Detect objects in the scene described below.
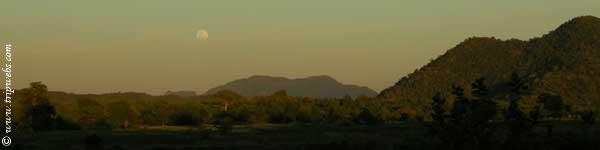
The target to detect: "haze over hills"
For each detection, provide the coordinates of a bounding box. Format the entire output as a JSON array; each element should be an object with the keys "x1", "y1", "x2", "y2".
[
  {"x1": 379, "y1": 16, "x2": 600, "y2": 110},
  {"x1": 204, "y1": 75, "x2": 377, "y2": 98},
  {"x1": 165, "y1": 90, "x2": 196, "y2": 97}
]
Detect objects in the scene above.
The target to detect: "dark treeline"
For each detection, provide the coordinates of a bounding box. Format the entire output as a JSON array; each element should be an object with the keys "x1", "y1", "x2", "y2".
[
  {"x1": 12, "y1": 82, "x2": 424, "y2": 132},
  {"x1": 429, "y1": 75, "x2": 598, "y2": 149},
  {"x1": 12, "y1": 74, "x2": 597, "y2": 133}
]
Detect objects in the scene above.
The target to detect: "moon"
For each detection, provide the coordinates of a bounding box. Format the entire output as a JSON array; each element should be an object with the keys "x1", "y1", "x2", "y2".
[{"x1": 196, "y1": 29, "x2": 208, "y2": 40}]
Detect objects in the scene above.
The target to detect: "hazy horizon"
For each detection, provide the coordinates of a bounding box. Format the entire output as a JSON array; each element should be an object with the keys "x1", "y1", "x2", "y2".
[{"x1": 2, "y1": 0, "x2": 599, "y2": 95}]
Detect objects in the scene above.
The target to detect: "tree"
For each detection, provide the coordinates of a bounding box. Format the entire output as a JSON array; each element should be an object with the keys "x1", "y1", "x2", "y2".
[
  {"x1": 107, "y1": 101, "x2": 140, "y2": 129},
  {"x1": 30, "y1": 101, "x2": 57, "y2": 131},
  {"x1": 22, "y1": 82, "x2": 58, "y2": 131},
  {"x1": 471, "y1": 78, "x2": 489, "y2": 98},
  {"x1": 77, "y1": 98, "x2": 109, "y2": 129},
  {"x1": 432, "y1": 82, "x2": 499, "y2": 150},
  {"x1": 462, "y1": 80, "x2": 498, "y2": 149},
  {"x1": 509, "y1": 73, "x2": 528, "y2": 95},
  {"x1": 504, "y1": 73, "x2": 535, "y2": 148},
  {"x1": 429, "y1": 92, "x2": 452, "y2": 147},
  {"x1": 450, "y1": 85, "x2": 469, "y2": 122},
  {"x1": 431, "y1": 92, "x2": 446, "y2": 126},
  {"x1": 139, "y1": 100, "x2": 172, "y2": 126},
  {"x1": 214, "y1": 90, "x2": 244, "y2": 112},
  {"x1": 295, "y1": 103, "x2": 317, "y2": 123},
  {"x1": 213, "y1": 110, "x2": 234, "y2": 133},
  {"x1": 504, "y1": 95, "x2": 531, "y2": 147},
  {"x1": 168, "y1": 103, "x2": 210, "y2": 126},
  {"x1": 356, "y1": 107, "x2": 379, "y2": 125}
]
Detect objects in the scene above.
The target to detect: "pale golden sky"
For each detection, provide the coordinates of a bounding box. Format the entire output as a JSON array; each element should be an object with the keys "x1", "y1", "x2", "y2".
[{"x1": 1, "y1": 0, "x2": 599, "y2": 95}]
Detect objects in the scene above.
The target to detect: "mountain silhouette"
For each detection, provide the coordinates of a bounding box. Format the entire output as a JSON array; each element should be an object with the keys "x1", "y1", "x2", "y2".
[
  {"x1": 379, "y1": 16, "x2": 600, "y2": 109},
  {"x1": 205, "y1": 75, "x2": 377, "y2": 98}
]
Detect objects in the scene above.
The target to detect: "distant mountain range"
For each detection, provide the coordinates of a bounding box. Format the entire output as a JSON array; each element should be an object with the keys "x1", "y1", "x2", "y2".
[
  {"x1": 204, "y1": 75, "x2": 377, "y2": 98},
  {"x1": 165, "y1": 90, "x2": 196, "y2": 97},
  {"x1": 379, "y1": 16, "x2": 600, "y2": 109}
]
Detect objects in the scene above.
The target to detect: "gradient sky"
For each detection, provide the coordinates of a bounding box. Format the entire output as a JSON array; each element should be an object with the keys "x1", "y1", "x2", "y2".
[{"x1": 1, "y1": 0, "x2": 599, "y2": 95}]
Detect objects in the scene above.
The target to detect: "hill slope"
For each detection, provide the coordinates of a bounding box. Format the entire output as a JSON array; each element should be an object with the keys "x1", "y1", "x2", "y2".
[
  {"x1": 379, "y1": 16, "x2": 600, "y2": 110},
  {"x1": 205, "y1": 75, "x2": 377, "y2": 98}
]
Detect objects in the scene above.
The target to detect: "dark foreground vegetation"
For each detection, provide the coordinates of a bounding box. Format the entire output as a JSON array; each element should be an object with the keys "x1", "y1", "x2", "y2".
[{"x1": 12, "y1": 122, "x2": 599, "y2": 150}]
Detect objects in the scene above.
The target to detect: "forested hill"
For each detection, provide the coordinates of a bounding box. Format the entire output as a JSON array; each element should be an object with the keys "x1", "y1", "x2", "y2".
[
  {"x1": 379, "y1": 16, "x2": 600, "y2": 110},
  {"x1": 205, "y1": 75, "x2": 377, "y2": 98}
]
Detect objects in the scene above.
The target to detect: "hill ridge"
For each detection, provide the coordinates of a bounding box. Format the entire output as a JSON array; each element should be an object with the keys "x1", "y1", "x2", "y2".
[
  {"x1": 205, "y1": 75, "x2": 377, "y2": 98},
  {"x1": 379, "y1": 16, "x2": 600, "y2": 111}
]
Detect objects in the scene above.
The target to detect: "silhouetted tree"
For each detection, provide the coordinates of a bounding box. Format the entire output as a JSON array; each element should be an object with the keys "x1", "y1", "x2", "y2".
[
  {"x1": 537, "y1": 94, "x2": 568, "y2": 139},
  {"x1": 509, "y1": 73, "x2": 528, "y2": 95},
  {"x1": 450, "y1": 85, "x2": 469, "y2": 123},
  {"x1": 463, "y1": 79, "x2": 498, "y2": 149},
  {"x1": 432, "y1": 81, "x2": 499, "y2": 150},
  {"x1": 356, "y1": 107, "x2": 379, "y2": 125},
  {"x1": 471, "y1": 78, "x2": 489, "y2": 98},
  {"x1": 22, "y1": 82, "x2": 58, "y2": 131},
  {"x1": 504, "y1": 73, "x2": 535, "y2": 148},
  {"x1": 430, "y1": 92, "x2": 451, "y2": 145},
  {"x1": 431, "y1": 92, "x2": 447, "y2": 126}
]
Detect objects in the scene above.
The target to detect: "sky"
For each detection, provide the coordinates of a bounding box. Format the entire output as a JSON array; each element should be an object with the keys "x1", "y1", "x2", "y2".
[{"x1": 1, "y1": 0, "x2": 599, "y2": 95}]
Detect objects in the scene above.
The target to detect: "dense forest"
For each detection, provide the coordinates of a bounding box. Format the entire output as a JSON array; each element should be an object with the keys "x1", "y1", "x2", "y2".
[
  {"x1": 8, "y1": 16, "x2": 600, "y2": 150},
  {"x1": 13, "y1": 75, "x2": 599, "y2": 131},
  {"x1": 12, "y1": 82, "x2": 415, "y2": 131},
  {"x1": 12, "y1": 76, "x2": 599, "y2": 149},
  {"x1": 380, "y1": 16, "x2": 600, "y2": 115}
]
